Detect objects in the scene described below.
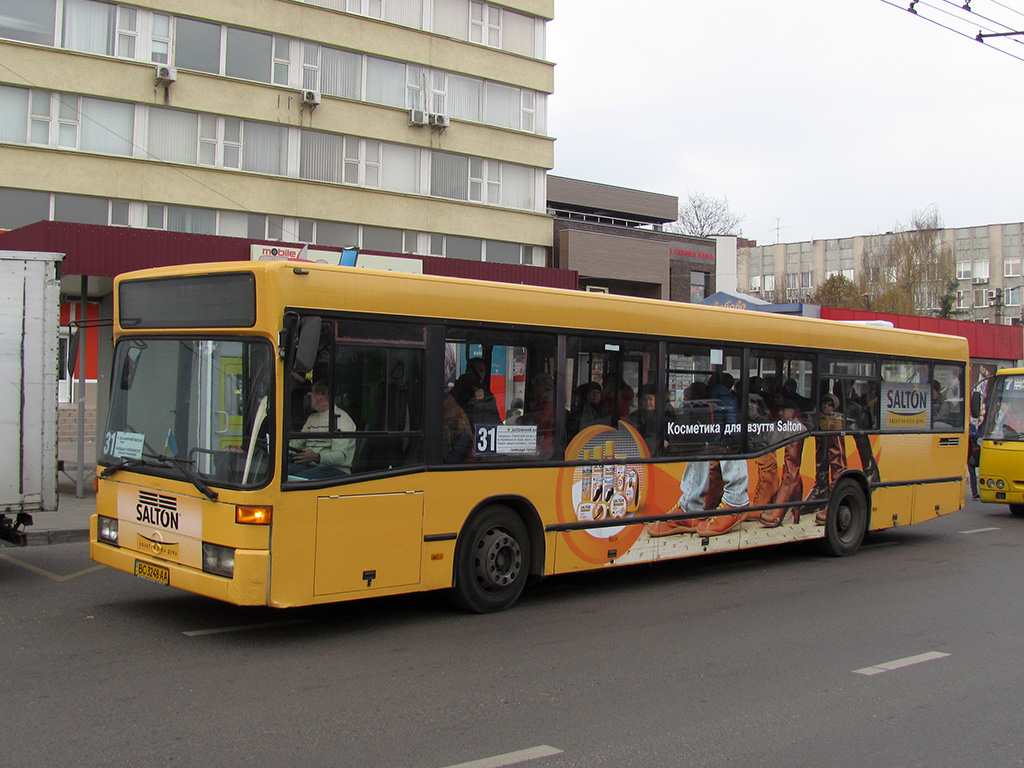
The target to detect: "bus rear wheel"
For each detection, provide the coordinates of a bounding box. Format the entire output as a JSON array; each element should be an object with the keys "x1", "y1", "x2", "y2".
[
  {"x1": 452, "y1": 506, "x2": 530, "y2": 613},
  {"x1": 819, "y1": 479, "x2": 867, "y2": 557},
  {"x1": 1010, "y1": 504, "x2": 1024, "y2": 518}
]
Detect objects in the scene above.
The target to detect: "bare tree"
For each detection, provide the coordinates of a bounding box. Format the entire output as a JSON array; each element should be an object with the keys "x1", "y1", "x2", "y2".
[
  {"x1": 859, "y1": 207, "x2": 957, "y2": 317},
  {"x1": 666, "y1": 192, "x2": 744, "y2": 238}
]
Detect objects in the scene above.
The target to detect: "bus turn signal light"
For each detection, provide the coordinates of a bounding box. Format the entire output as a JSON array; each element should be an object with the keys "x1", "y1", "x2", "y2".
[{"x1": 236, "y1": 505, "x2": 272, "y2": 525}]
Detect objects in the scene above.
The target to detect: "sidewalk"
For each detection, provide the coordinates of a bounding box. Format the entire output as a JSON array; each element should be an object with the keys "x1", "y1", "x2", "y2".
[{"x1": 18, "y1": 466, "x2": 96, "y2": 546}]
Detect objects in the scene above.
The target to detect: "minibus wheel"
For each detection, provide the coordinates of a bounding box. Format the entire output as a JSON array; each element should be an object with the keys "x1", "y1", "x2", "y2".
[
  {"x1": 1010, "y1": 504, "x2": 1024, "y2": 518},
  {"x1": 819, "y1": 479, "x2": 867, "y2": 557},
  {"x1": 451, "y1": 505, "x2": 529, "y2": 613}
]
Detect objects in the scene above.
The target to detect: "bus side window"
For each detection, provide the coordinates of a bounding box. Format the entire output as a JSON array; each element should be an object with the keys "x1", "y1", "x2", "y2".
[{"x1": 444, "y1": 327, "x2": 557, "y2": 463}]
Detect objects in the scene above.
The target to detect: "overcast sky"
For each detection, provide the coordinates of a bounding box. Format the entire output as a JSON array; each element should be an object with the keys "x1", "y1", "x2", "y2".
[{"x1": 547, "y1": 0, "x2": 1024, "y2": 245}]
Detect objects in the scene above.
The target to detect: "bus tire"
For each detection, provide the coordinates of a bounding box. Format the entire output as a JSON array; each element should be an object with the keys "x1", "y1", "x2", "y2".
[
  {"x1": 451, "y1": 505, "x2": 530, "y2": 614},
  {"x1": 1010, "y1": 504, "x2": 1024, "y2": 518},
  {"x1": 819, "y1": 479, "x2": 867, "y2": 557}
]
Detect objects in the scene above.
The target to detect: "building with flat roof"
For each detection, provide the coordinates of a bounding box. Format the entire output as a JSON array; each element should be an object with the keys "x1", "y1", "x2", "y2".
[
  {"x1": 548, "y1": 175, "x2": 717, "y2": 302},
  {"x1": 739, "y1": 222, "x2": 1024, "y2": 326},
  {"x1": 0, "y1": 0, "x2": 555, "y2": 267}
]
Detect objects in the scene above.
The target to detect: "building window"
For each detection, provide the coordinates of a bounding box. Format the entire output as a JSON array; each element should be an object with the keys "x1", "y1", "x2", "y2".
[
  {"x1": 1006, "y1": 286, "x2": 1021, "y2": 307},
  {"x1": 470, "y1": 1, "x2": 501, "y2": 47},
  {"x1": 974, "y1": 260, "x2": 990, "y2": 282},
  {"x1": 225, "y1": 26, "x2": 273, "y2": 83},
  {"x1": 366, "y1": 57, "x2": 414, "y2": 109},
  {"x1": 1005, "y1": 257, "x2": 1021, "y2": 278},
  {"x1": 430, "y1": 151, "x2": 534, "y2": 210},
  {"x1": 116, "y1": 6, "x2": 137, "y2": 58},
  {"x1": 0, "y1": 2, "x2": 56, "y2": 45},
  {"x1": 175, "y1": 17, "x2": 221, "y2": 75},
  {"x1": 150, "y1": 13, "x2": 171, "y2": 63},
  {"x1": 62, "y1": 0, "x2": 116, "y2": 57},
  {"x1": 957, "y1": 260, "x2": 971, "y2": 280},
  {"x1": 690, "y1": 271, "x2": 707, "y2": 303}
]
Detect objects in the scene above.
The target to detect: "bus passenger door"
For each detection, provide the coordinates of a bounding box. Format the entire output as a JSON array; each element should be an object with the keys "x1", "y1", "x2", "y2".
[{"x1": 313, "y1": 492, "x2": 424, "y2": 595}]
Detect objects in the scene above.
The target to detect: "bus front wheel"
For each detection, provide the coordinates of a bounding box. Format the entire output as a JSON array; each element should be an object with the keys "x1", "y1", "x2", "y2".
[
  {"x1": 1010, "y1": 504, "x2": 1024, "y2": 518},
  {"x1": 819, "y1": 479, "x2": 867, "y2": 557},
  {"x1": 452, "y1": 505, "x2": 530, "y2": 613}
]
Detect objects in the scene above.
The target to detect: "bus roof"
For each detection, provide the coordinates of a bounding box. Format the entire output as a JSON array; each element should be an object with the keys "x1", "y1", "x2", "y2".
[{"x1": 115, "y1": 260, "x2": 970, "y2": 363}]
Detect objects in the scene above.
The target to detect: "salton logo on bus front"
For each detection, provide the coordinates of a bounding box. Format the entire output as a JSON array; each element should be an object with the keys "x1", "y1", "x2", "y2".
[{"x1": 136, "y1": 490, "x2": 180, "y2": 530}]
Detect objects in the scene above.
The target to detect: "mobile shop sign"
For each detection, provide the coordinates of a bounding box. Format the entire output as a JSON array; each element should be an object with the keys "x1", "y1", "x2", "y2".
[{"x1": 881, "y1": 381, "x2": 930, "y2": 429}]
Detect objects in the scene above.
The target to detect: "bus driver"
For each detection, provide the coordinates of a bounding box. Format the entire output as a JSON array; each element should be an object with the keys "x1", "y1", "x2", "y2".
[{"x1": 289, "y1": 381, "x2": 357, "y2": 479}]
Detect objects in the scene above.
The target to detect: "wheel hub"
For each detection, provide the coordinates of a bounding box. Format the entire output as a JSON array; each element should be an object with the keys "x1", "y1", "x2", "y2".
[
  {"x1": 475, "y1": 527, "x2": 522, "y2": 589},
  {"x1": 837, "y1": 502, "x2": 853, "y2": 532}
]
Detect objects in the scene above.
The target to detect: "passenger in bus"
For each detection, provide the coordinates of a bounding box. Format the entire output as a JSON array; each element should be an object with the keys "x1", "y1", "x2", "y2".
[
  {"x1": 524, "y1": 372, "x2": 555, "y2": 457},
  {"x1": 601, "y1": 375, "x2": 635, "y2": 421},
  {"x1": 288, "y1": 380, "x2": 357, "y2": 480},
  {"x1": 505, "y1": 398, "x2": 525, "y2": 424},
  {"x1": 452, "y1": 357, "x2": 501, "y2": 428},
  {"x1": 628, "y1": 383, "x2": 671, "y2": 455},
  {"x1": 576, "y1": 381, "x2": 612, "y2": 432},
  {"x1": 441, "y1": 393, "x2": 474, "y2": 463}
]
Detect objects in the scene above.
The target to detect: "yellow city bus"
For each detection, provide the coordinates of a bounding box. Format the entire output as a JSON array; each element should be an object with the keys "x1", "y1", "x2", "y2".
[
  {"x1": 89, "y1": 261, "x2": 970, "y2": 612},
  {"x1": 976, "y1": 367, "x2": 1024, "y2": 517}
]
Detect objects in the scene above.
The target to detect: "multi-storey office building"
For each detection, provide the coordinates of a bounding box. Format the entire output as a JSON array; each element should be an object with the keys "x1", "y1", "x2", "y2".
[
  {"x1": 739, "y1": 222, "x2": 1024, "y2": 325},
  {"x1": 0, "y1": 0, "x2": 554, "y2": 265}
]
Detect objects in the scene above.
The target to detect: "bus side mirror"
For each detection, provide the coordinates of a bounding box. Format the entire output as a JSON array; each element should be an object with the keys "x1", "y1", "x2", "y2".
[
  {"x1": 970, "y1": 390, "x2": 981, "y2": 419},
  {"x1": 293, "y1": 316, "x2": 321, "y2": 374}
]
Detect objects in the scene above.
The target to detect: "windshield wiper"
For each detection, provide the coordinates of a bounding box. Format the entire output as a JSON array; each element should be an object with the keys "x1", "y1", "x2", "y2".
[
  {"x1": 99, "y1": 457, "x2": 152, "y2": 478},
  {"x1": 145, "y1": 453, "x2": 219, "y2": 501}
]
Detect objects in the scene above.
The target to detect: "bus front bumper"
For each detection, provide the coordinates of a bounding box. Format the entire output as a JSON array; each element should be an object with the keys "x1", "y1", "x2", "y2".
[
  {"x1": 978, "y1": 484, "x2": 1024, "y2": 506},
  {"x1": 89, "y1": 515, "x2": 270, "y2": 606}
]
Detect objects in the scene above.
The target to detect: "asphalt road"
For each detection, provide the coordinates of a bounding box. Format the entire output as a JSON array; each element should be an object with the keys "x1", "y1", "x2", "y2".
[{"x1": 3, "y1": 497, "x2": 1022, "y2": 768}]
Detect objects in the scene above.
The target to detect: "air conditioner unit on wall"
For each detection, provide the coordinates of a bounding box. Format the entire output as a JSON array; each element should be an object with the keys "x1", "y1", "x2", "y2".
[
  {"x1": 409, "y1": 108, "x2": 429, "y2": 126},
  {"x1": 972, "y1": 277, "x2": 988, "y2": 285},
  {"x1": 155, "y1": 64, "x2": 177, "y2": 85},
  {"x1": 301, "y1": 89, "x2": 321, "y2": 107},
  {"x1": 430, "y1": 113, "x2": 450, "y2": 129}
]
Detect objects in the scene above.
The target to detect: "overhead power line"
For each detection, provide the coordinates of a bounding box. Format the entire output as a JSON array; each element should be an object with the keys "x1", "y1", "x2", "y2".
[{"x1": 879, "y1": 0, "x2": 1024, "y2": 63}]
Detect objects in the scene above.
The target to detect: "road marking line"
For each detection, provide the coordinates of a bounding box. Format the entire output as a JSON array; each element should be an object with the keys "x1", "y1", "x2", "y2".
[
  {"x1": 853, "y1": 651, "x2": 950, "y2": 676},
  {"x1": 183, "y1": 619, "x2": 312, "y2": 636},
  {"x1": 961, "y1": 527, "x2": 1000, "y2": 534},
  {"x1": 0, "y1": 553, "x2": 105, "y2": 582},
  {"x1": 441, "y1": 745, "x2": 563, "y2": 768}
]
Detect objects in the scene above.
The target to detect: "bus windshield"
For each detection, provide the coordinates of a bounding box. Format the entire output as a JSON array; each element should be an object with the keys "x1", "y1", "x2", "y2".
[
  {"x1": 101, "y1": 337, "x2": 275, "y2": 488},
  {"x1": 981, "y1": 374, "x2": 1024, "y2": 442}
]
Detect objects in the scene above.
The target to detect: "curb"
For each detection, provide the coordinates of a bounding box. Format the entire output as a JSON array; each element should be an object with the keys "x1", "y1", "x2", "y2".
[{"x1": 24, "y1": 528, "x2": 91, "y2": 546}]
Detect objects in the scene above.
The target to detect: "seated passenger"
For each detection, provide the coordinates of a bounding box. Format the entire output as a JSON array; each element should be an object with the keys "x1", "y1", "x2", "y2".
[
  {"x1": 629, "y1": 383, "x2": 671, "y2": 455},
  {"x1": 288, "y1": 381, "x2": 357, "y2": 479},
  {"x1": 451, "y1": 357, "x2": 501, "y2": 428},
  {"x1": 577, "y1": 382, "x2": 612, "y2": 431},
  {"x1": 441, "y1": 393, "x2": 474, "y2": 463}
]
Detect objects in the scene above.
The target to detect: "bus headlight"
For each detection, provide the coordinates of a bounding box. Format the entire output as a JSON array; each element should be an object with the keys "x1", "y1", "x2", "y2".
[
  {"x1": 202, "y1": 543, "x2": 235, "y2": 578},
  {"x1": 988, "y1": 479, "x2": 996, "y2": 488},
  {"x1": 98, "y1": 515, "x2": 119, "y2": 545},
  {"x1": 997, "y1": 479, "x2": 1006, "y2": 490}
]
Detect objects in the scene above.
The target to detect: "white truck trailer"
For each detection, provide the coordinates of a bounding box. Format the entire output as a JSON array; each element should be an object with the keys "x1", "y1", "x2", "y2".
[{"x1": 0, "y1": 251, "x2": 63, "y2": 546}]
